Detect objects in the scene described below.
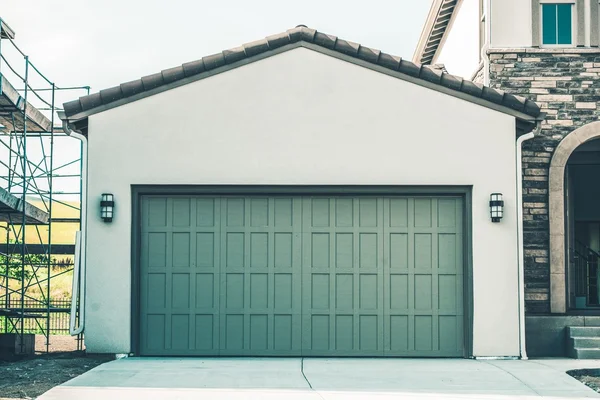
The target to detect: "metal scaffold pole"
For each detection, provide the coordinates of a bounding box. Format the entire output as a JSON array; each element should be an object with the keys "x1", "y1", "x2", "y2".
[
  {"x1": 19, "y1": 55, "x2": 28, "y2": 354},
  {"x1": 0, "y1": 17, "x2": 88, "y2": 354}
]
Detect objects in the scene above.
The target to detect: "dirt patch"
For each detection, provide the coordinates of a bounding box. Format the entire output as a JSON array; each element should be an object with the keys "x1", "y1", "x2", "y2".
[
  {"x1": 568, "y1": 369, "x2": 600, "y2": 393},
  {"x1": 0, "y1": 335, "x2": 111, "y2": 399},
  {"x1": 34, "y1": 335, "x2": 81, "y2": 353}
]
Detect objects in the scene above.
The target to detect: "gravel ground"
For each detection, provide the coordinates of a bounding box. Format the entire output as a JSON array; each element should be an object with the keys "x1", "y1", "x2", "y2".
[
  {"x1": 0, "y1": 335, "x2": 111, "y2": 399},
  {"x1": 568, "y1": 369, "x2": 600, "y2": 393}
]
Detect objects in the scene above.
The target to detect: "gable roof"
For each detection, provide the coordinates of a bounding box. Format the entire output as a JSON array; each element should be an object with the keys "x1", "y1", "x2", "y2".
[
  {"x1": 413, "y1": 0, "x2": 458, "y2": 66},
  {"x1": 0, "y1": 18, "x2": 15, "y2": 39},
  {"x1": 62, "y1": 25, "x2": 541, "y2": 134}
]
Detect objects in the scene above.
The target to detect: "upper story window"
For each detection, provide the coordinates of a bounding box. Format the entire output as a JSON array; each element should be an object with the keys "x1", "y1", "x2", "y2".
[{"x1": 541, "y1": 3, "x2": 574, "y2": 45}]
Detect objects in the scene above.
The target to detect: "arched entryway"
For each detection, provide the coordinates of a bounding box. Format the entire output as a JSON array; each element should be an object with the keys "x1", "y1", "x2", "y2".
[{"x1": 549, "y1": 121, "x2": 600, "y2": 313}]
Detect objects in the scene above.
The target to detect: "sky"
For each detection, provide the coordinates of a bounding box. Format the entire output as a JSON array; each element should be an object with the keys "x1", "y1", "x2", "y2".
[
  {"x1": 2, "y1": 0, "x2": 432, "y2": 99},
  {"x1": 1, "y1": 0, "x2": 433, "y2": 199}
]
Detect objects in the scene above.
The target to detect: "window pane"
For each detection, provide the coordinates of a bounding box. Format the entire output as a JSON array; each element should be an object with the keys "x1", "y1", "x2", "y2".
[
  {"x1": 542, "y1": 4, "x2": 557, "y2": 44},
  {"x1": 557, "y1": 4, "x2": 572, "y2": 44}
]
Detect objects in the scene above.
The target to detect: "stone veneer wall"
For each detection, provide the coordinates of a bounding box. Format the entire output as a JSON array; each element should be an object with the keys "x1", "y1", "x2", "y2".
[{"x1": 488, "y1": 49, "x2": 600, "y2": 314}]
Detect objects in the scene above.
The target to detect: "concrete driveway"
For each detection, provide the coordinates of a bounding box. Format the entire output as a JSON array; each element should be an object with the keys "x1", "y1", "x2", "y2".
[{"x1": 39, "y1": 358, "x2": 600, "y2": 400}]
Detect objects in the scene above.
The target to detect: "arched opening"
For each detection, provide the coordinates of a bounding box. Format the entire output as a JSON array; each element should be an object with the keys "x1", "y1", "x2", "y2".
[
  {"x1": 549, "y1": 121, "x2": 600, "y2": 313},
  {"x1": 566, "y1": 139, "x2": 600, "y2": 310}
]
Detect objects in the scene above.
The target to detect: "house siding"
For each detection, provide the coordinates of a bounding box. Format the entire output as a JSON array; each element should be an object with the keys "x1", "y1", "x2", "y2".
[
  {"x1": 488, "y1": 49, "x2": 600, "y2": 314},
  {"x1": 82, "y1": 47, "x2": 522, "y2": 356}
]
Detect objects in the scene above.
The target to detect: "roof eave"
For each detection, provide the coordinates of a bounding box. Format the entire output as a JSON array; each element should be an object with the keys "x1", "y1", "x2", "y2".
[
  {"x1": 412, "y1": 0, "x2": 459, "y2": 65},
  {"x1": 62, "y1": 41, "x2": 541, "y2": 128},
  {"x1": 413, "y1": 0, "x2": 444, "y2": 63},
  {"x1": 0, "y1": 18, "x2": 15, "y2": 39}
]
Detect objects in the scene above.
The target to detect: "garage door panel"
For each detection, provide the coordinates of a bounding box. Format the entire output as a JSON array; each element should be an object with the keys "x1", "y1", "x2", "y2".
[
  {"x1": 195, "y1": 314, "x2": 216, "y2": 350},
  {"x1": 389, "y1": 315, "x2": 409, "y2": 351},
  {"x1": 140, "y1": 194, "x2": 465, "y2": 357},
  {"x1": 383, "y1": 197, "x2": 464, "y2": 357},
  {"x1": 172, "y1": 198, "x2": 192, "y2": 227},
  {"x1": 334, "y1": 198, "x2": 353, "y2": 227},
  {"x1": 302, "y1": 197, "x2": 385, "y2": 356},
  {"x1": 219, "y1": 197, "x2": 303, "y2": 355},
  {"x1": 196, "y1": 198, "x2": 216, "y2": 226},
  {"x1": 147, "y1": 197, "x2": 167, "y2": 227},
  {"x1": 191, "y1": 197, "x2": 221, "y2": 355},
  {"x1": 335, "y1": 233, "x2": 353, "y2": 268}
]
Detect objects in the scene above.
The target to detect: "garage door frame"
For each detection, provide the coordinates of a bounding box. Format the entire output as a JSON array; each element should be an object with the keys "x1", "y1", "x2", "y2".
[{"x1": 130, "y1": 185, "x2": 473, "y2": 357}]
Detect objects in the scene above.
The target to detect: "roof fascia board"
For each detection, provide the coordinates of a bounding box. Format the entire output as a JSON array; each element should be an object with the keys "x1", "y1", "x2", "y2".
[
  {"x1": 0, "y1": 19, "x2": 15, "y2": 39},
  {"x1": 66, "y1": 41, "x2": 539, "y2": 125},
  {"x1": 413, "y1": 0, "x2": 445, "y2": 63},
  {"x1": 430, "y1": 0, "x2": 464, "y2": 65},
  {"x1": 413, "y1": 0, "x2": 460, "y2": 65}
]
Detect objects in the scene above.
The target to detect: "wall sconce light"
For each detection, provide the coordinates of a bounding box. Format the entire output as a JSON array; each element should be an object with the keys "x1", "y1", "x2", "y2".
[
  {"x1": 100, "y1": 193, "x2": 114, "y2": 222},
  {"x1": 490, "y1": 193, "x2": 504, "y2": 223}
]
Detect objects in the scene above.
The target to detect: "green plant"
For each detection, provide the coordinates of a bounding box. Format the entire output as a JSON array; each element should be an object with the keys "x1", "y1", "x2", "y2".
[
  {"x1": 0, "y1": 242, "x2": 50, "y2": 281},
  {"x1": 52, "y1": 257, "x2": 73, "y2": 270}
]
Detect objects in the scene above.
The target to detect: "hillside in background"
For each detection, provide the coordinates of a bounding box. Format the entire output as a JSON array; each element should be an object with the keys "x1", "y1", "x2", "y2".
[
  {"x1": 1, "y1": 200, "x2": 79, "y2": 299},
  {"x1": 1, "y1": 199, "x2": 80, "y2": 245}
]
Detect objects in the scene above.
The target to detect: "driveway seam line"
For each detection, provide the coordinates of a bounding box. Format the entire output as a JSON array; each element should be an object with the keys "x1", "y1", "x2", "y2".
[
  {"x1": 481, "y1": 360, "x2": 542, "y2": 396},
  {"x1": 301, "y1": 358, "x2": 314, "y2": 389},
  {"x1": 301, "y1": 358, "x2": 326, "y2": 400}
]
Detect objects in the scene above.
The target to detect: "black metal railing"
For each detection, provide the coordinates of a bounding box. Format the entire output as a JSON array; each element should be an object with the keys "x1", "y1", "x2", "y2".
[
  {"x1": 0, "y1": 298, "x2": 71, "y2": 334},
  {"x1": 572, "y1": 240, "x2": 600, "y2": 307}
]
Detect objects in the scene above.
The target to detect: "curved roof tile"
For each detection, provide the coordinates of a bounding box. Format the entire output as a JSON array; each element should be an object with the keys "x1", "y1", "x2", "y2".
[{"x1": 63, "y1": 25, "x2": 541, "y2": 120}]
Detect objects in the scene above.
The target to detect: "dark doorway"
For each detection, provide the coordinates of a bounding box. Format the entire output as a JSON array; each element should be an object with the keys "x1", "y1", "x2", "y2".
[{"x1": 567, "y1": 139, "x2": 600, "y2": 309}]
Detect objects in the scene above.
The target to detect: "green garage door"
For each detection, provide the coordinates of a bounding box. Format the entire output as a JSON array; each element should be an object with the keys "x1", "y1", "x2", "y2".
[{"x1": 139, "y1": 195, "x2": 465, "y2": 356}]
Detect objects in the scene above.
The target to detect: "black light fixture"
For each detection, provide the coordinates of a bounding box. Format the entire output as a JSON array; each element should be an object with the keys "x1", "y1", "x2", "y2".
[
  {"x1": 490, "y1": 193, "x2": 504, "y2": 223},
  {"x1": 100, "y1": 193, "x2": 114, "y2": 222}
]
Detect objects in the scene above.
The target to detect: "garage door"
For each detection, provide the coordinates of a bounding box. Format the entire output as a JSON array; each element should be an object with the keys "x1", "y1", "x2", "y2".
[{"x1": 139, "y1": 195, "x2": 465, "y2": 356}]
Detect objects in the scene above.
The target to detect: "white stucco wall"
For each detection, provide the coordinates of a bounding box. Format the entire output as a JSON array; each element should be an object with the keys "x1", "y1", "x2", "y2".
[
  {"x1": 84, "y1": 46, "x2": 520, "y2": 357},
  {"x1": 490, "y1": 0, "x2": 533, "y2": 48},
  {"x1": 436, "y1": 0, "x2": 481, "y2": 79}
]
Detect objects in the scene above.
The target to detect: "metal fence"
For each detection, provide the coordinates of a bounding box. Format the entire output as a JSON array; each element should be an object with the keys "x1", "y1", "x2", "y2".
[{"x1": 0, "y1": 298, "x2": 71, "y2": 335}]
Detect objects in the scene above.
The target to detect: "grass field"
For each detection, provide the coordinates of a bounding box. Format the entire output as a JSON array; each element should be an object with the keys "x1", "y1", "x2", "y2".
[
  {"x1": 5, "y1": 268, "x2": 73, "y2": 299},
  {"x1": 1, "y1": 199, "x2": 79, "y2": 301},
  {"x1": 1, "y1": 200, "x2": 81, "y2": 245}
]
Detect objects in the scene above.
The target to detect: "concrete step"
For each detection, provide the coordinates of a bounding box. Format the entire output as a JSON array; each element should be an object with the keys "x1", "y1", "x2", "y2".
[
  {"x1": 567, "y1": 326, "x2": 600, "y2": 337},
  {"x1": 569, "y1": 347, "x2": 600, "y2": 359},
  {"x1": 569, "y1": 336, "x2": 600, "y2": 349}
]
